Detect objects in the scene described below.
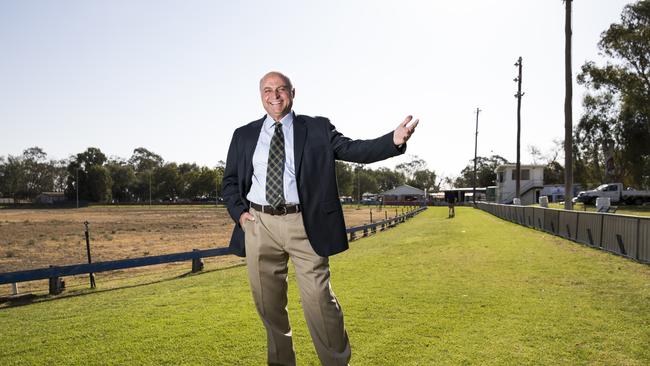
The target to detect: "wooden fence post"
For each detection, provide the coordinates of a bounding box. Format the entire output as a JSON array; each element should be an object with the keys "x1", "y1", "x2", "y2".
[
  {"x1": 599, "y1": 214, "x2": 605, "y2": 248},
  {"x1": 575, "y1": 211, "x2": 580, "y2": 241},
  {"x1": 84, "y1": 221, "x2": 96, "y2": 289},
  {"x1": 48, "y1": 265, "x2": 64, "y2": 295},
  {"x1": 634, "y1": 218, "x2": 641, "y2": 260},
  {"x1": 191, "y1": 249, "x2": 204, "y2": 273}
]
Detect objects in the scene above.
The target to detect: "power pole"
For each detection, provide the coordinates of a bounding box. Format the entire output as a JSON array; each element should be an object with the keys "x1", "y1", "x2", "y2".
[
  {"x1": 76, "y1": 168, "x2": 79, "y2": 209},
  {"x1": 473, "y1": 107, "x2": 481, "y2": 206},
  {"x1": 356, "y1": 164, "x2": 363, "y2": 207},
  {"x1": 149, "y1": 171, "x2": 152, "y2": 207},
  {"x1": 514, "y1": 57, "x2": 524, "y2": 200},
  {"x1": 564, "y1": 0, "x2": 574, "y2": 210}
]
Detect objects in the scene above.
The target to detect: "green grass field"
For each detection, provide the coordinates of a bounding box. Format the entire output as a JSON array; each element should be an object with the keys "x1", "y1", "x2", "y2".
[
  {"x1": 1, "y1": 207, "x2": 649, "y2": 365},
  {"x1": 546, "y1": 202, "x2": 650, "y2": 217}
]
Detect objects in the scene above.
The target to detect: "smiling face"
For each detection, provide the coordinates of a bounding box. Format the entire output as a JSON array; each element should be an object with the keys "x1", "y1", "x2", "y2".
[{"x1": 260, "y1": 72, "x2": 294, "y2": 121}]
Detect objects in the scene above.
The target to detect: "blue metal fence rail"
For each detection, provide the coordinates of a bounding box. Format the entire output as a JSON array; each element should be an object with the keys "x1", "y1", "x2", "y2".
[
  {"x1": 0, "y1": 247, "x2": 231, "y2": 285},
  {"x1": 0, "y1": 206, "x2": 426, "y2": 295}
]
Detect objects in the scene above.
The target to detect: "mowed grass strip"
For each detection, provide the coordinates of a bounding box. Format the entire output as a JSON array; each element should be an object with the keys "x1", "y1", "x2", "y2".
[
  {"x1": 1, "y1": 207, "x2": 649, "y2": 365},
  {"x1": 545, "y1": 202, "x2": 650, "y2": 217}
]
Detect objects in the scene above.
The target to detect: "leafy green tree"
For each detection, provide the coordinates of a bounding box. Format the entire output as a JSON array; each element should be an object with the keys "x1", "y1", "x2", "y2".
[
  {"x1": 154, "y1": 163, "x2": 181, "y2": 200},
  {"x1": 544, "y1": 161, "x2": 565, "y2": 185},
  {"x1": 128, "y1": 147, "x2": 163, "y2": 172},
  {"x1": 528, "y1": 142, "x2": 565, "y2": 185},
  {"x1": 76, "y1": 147, "x2": 107, "y2": 167},
  {"x1": 193, "y1": 166, "x2": 220, "y2": 198},
  {"x1": 106, "y1": 159, "x2": 136, "y2": 202},
  {"x1": 0, "y1": 147, "x2": 68, "y2": 200},
  {"x1": 214, "y1": 162, "x2": 225, "y2": 198},
  {"x1": 0, "y1": 155, "x2": 23, "y2": 198},
  {"x1": 395, "y1": 156, "x2": 427, "y2": 181},
  {"x1": 66, "y1": 147, "x2": 110, "y2": 202},
  {"x1": 21, "y1": 147, "x2": 49, "y2": 198},
  {"x1": 351, "y1": 165, "x2": 379, "y2": 200},
  {"x1": 133, "y1": 169, "x2": 154, "y2": 202},
  {"x1": 51, "y1": 159, "x2": 69, "y2": 193},
  {"x1": 335, "y1": 161, "x2": 354, "y2": 197},
  {"x1": 455, "y1": 155, "x2": 509, "y2": 188},
  {"x1": 577, "y1": 1, "x2": 650, "y2": 188},
  {"x1": 373, "y1": 167, "x2": 406, "y2": 192},
  {"x1": 128, "y1": 148, "x2": 164, "y2": 201},
  {"x1": 409, "y1": 169, "x2": 437, "y2": 191},
  {"x1": 86, "y1": 165, "x2": 112, "y2": 202},
  {"x1": 0, "y1": 156, "x2": 6, "y2": 196},
  {"x1": 19, "y1": 147, "x2": 63, "y2": 199},
  {"x1": 178, "y1": 163, "x2": 200, "y2": 198}
]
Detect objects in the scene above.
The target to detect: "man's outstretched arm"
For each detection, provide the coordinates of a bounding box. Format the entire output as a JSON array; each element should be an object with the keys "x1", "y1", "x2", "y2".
[{"x1": 330, "y1": 115, "x2": 419, "y2": 163}]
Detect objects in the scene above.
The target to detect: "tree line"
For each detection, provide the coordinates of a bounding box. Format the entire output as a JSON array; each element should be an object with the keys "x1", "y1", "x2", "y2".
[
  {"x1": 0, "y1": 146, "x2": 438, "y2": 203},
  {"x1": 335, "y1": 157, "x2": 438, "y2": 199},
  {"x1": 0, "y1": 146, "x2": 224, "y2": 203},
  {"x1": 574, "y1": 1, "x2": 650, "y2": 189}
]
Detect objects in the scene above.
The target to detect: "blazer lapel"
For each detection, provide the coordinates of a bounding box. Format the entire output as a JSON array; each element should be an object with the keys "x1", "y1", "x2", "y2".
[
  {"x1": 293, "y1": 115, "x2": 307, "y2": 179},
  {"x1": 245, "y1": 117, "x2": 265, "y2": 185}
]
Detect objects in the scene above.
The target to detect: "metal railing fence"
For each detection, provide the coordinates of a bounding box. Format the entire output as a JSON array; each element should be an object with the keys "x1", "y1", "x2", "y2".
[{"x1": 477, "y1": 202, "x2": 650, "y2": 265}]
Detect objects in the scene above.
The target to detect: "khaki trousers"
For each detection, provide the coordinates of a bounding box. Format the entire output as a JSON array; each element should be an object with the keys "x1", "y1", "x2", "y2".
[{"x1": 243, "y1": 207, "x2": 351, "y2": 366}]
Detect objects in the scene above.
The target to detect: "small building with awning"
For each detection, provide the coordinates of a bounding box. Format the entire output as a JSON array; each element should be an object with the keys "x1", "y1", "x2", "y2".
[
  {"x1": 380, "y1": 184, "x2": 425, "y2": 203},
  {"x1": 443, "y1": 187, "x2": 491, "y2": 203}
]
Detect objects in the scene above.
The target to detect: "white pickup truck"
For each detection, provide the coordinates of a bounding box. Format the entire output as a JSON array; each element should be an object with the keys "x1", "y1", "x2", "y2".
[{"x1": 574, "y1": 183, "x2": 650, "y2": 205}]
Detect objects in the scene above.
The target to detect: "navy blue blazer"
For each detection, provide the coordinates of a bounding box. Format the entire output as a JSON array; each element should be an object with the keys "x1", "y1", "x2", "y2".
[{"x1": 222, "y1": 114, "x2": 405, "y2": 257}]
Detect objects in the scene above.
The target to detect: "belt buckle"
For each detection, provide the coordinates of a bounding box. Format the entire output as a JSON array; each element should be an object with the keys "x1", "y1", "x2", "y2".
[{"x1": 278, "y1": 205, "x2": 287, "y2": 215}]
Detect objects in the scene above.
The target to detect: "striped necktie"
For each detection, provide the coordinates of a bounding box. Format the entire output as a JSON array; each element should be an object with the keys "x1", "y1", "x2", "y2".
[{"x1": 266, "y1": 121, "x2": 285, "y2": 208}]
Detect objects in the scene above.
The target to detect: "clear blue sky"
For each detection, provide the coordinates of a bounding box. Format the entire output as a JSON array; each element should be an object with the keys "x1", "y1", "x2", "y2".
[{"x1": 0, "y1": 0, "x2": 634, "y2": 181}]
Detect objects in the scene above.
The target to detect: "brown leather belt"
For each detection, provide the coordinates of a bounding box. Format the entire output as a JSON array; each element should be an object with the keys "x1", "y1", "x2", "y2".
[{"x1": 249, "y1": 202, "x2": 301, "y2": 216}]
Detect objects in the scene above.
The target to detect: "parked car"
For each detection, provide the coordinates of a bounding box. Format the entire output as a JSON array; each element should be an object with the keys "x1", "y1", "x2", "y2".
[{"x1": 574, "y1": 183, "x2": 650, "y2": 205}]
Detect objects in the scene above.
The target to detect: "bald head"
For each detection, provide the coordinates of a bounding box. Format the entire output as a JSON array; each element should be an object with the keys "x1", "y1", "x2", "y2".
[{"x1": 260, "y1": 71, "x2": 293, "y2": 91}]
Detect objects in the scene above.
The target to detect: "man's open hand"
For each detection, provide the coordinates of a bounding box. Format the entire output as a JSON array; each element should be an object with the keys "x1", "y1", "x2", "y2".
[{"x1": 393, "y1": 115, "x2": 419, "y2": 146}]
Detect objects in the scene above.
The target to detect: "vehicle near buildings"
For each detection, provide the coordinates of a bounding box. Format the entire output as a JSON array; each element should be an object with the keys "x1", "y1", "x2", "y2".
[{"x1": 574, "y1": 183, "x2": 650, "y2": 205}]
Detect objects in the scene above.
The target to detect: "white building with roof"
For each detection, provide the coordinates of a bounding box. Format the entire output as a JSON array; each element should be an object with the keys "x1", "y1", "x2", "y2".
[{"x1": 495, "y1": 164, "x2": 544, "y2": 205}]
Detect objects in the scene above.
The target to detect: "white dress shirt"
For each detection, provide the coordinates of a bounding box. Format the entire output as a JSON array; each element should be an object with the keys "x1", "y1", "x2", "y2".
[{"x1": 246, "y1": 112, "x2": 300, "y2": 205}]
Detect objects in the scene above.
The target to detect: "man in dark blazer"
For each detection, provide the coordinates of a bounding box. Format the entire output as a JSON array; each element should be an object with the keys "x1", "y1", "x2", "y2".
[{"x1": 222, "y1": 71, "x2": 418, "y2": 366}]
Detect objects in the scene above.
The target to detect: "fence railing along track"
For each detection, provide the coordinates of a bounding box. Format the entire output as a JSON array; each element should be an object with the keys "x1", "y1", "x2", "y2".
[
  {"x1": 477, "y1": 202, "x2": 650, "y2": 265},
  {"x1": 0, "y1": 206, "x2": 426, "y2": 296}
]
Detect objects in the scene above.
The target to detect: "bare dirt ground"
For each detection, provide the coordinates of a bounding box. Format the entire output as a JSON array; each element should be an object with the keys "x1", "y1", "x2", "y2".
[{"x1": 0, "y1": 205, "x2": 400, "y2": 296}]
